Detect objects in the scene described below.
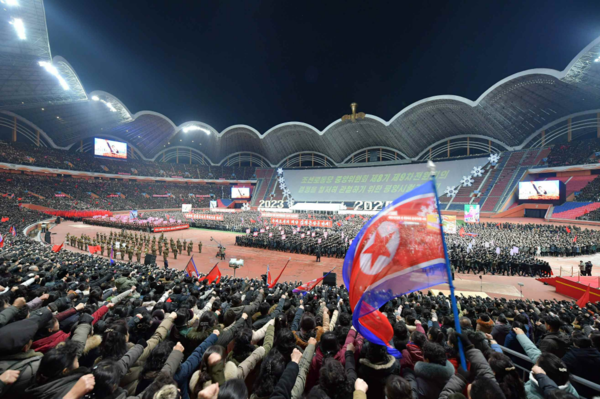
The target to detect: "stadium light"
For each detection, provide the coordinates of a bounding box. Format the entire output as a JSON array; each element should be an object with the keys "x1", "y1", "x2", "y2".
[
  {"x1": 39, "y1": 61, "x2": 69, "y2": 90},
  {"x1": 10, "y1": 18, "x2": 25, "y2": 40},
  {"x1": 91, "y1": 96, "x2": 100, "y2": 101},
  {"x1": 3, "y1": 0, "x2": 20, "y2": 6},
  {"x1": 183, "y1": 125, "x2": 210, "y2": 134}
]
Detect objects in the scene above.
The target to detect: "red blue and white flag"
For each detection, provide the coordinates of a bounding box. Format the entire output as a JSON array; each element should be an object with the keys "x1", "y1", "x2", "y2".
[
  {"x1": 0, "y1": 234, "x2": 4, "y2": 248},
  {"x1": 342, "y1": 180, "x2": 449, "y2": 357},
  {"x1": 9, "y1": 226, "x2": 16, "y2": 236},
  {"x1": 293, "y1": 275, "x2": 325, "y2": 295},
  {"x1": 109, "y1": 247, "x2": 115, "y2": 265}
]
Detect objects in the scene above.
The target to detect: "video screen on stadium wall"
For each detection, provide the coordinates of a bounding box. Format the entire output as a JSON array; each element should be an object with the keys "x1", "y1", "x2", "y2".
[
  {"x1": 231, "y1": 187, "x2": 250, "y2": 199},
  {"x1": 94, "y1": 138, "x2": 127, "y2": 159},
  {"x1": 464, "y1": 204, "x2": 480, "y2": 223},
  {"x1": 283, "y1": 157, "x2": 488, "y2": 202},
  {"x1": 518, "y1": 181, "x2": 560, "y2": 201}
]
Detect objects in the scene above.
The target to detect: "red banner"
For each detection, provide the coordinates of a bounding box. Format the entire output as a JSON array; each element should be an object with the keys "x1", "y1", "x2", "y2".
[
  {"x1": 270, "y1": 218, "x2": 333, "y2": 228},
  {"x1": 55, "y1": 194, "x2": 67, "y2": 197},
  {"x1": 107, "y1": 194, "x2": 120, "y2": 198},
  {"x1": 153, "y1": 224, "x2": 190, "y2": 233},
  {"x1": 184, "y1": 213, "x2": 223, "y2": 221},
  {"x1": 261, "y1": 212, "x2": 299, "y2": 218}
]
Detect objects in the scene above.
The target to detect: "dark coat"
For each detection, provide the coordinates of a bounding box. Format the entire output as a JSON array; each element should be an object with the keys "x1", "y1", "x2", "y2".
[
  {"x1": 405, "y1": 360, "x2": 456, "y2": 399},
  {"x1": 358, "y1": 355, "x2": 401, "y2": 399},
  {"x1": 562, "y1": 346, "x2": 600, "y2": 398},
  {"x1": 491, "y1": 322, "x2": 511, "y2": 345}
]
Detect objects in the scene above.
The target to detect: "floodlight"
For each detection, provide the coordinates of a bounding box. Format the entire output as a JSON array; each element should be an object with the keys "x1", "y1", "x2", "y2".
[
  {"x1": 91, "y1": 96, "x2": 100, "y2": 101},
  {"x1": 4, "y1": 0, "x2": 20, "y2": 7},
  {"x1": 39, "y1": 61, "x2": 69, "y2": 90},
  {"x1": 104, "y1": 102, "x2": 117, "y2": 112},
  {"x1": 182, "y1": 125, "x2": 210, "y2": 134},
  {"x1": 10, "y1": 18, "x2": 25, "y2": 40}
]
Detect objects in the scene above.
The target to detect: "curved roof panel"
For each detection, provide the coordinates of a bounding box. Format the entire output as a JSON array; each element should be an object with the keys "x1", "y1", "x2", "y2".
[{"x1": 1, "y1": 7, "x2": 599, "y2": 164}]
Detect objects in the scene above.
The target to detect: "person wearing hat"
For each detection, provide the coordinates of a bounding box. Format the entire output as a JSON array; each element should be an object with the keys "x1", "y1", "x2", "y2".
[
  {"x1": 0, "y1": 307, "x2": 52, "y2": 397},
  {"x1": 476, "y1": 314, "x2": 495, "y2": 335}
]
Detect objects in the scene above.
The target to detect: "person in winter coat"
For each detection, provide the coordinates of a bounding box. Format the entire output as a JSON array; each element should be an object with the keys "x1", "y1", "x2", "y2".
[
  {"x1": 400, "y1": 331, "x2": 427, "y2": 370},
  {"x1": 292, "y1": 304, "x2": 329, "y2": 349},
  {"x1": 438, "y1": 338, "x2": 505, "y2": 399},
  {"x1": 403, "y1": 342, "x2": 456, "y2": 399},
  {"x1": 358, "y1": 342, "x2": 400, "y2": 399},
  {"x1": 23, "y1": 317, "x2": 96, "y2": 399},
  {"x1": 491, "y1": 314, "x2": 511, "y2": 346},
  {"x1": 0, "y1": 307, "x2": 54, "y2": 397},
  {"x1": 476, "y1": 314, "x2": 495, "y2": 334},
  {"x1": 305, "y1": 328, "x2": 363, "y2": 393},
  {"x1": 536, "y1": 316, "x2": 570, "y2": 358},
  {"x1": 269, "y1": 349, "x2": 302, "y2": 399},
  {"x1": 513, "y1": 327, "x2": 579, "y2": 399},
  {"x1": 561, "y1": 331, "x2": 600, "y2": 398}
]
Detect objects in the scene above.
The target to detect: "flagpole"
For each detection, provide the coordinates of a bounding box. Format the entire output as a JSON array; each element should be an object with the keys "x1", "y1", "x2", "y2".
[{"x1": 428, "y1": 161, "x2": 467, "y2": 370}]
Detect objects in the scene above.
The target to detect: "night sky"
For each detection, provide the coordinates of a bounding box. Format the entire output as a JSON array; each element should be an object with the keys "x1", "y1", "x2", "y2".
[{"x1": 45, "y1": 0, "x2": 600, "y2": 132}]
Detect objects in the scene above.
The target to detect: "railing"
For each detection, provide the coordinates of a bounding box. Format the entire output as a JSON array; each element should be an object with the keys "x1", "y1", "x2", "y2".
[{"x1": 499, "y1": 345, "x2": 600, "y2": 398}]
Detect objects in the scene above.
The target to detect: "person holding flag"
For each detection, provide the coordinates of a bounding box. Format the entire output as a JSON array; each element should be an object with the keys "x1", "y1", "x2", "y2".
[
  {"x1": 52, "y1": 242, "x2": 63, "y2": 253},
  {"x1": 109, "y1": 246, "x2": 115, "y2": 265},
  {"x1": 342, "y1": 161, "x2": 466, "y2": 371},
  {"x1": 185, "y1": 256, "x2": 199, "y2": 278},
  {"x1": 200, "y1": 263, "x2": 222, "y2": 284}
]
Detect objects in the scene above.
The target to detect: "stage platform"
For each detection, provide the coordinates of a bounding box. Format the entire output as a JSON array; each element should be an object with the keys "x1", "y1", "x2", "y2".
[{"x1": 536, "y1": 276, "x2": 600, "y2": 303}]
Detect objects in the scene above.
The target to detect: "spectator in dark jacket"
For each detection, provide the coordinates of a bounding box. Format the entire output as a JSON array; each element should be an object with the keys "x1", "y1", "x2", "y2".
[
  {"x1": 491, "y1": 314, "x2": 511, "y2": 345},
  {"x1": 562, "y1": 331, "x2": 600, "y2": 398},
  {"x1": 358, "y1": 343, "x2": 400, "y2": 399},
  {"x1": 403, "y1": 342, "x2": 456, "y2": 399}
]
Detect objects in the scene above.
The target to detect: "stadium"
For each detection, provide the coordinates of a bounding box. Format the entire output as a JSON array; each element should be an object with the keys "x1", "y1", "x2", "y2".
[{"x1": 0, "y1": 1, "x2": 599, "y2": 399}]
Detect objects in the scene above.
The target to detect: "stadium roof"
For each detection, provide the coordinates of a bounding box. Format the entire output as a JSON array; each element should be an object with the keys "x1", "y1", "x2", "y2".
[{"x1": 1, "y1": 1, "x2": 600, "y2": 164}]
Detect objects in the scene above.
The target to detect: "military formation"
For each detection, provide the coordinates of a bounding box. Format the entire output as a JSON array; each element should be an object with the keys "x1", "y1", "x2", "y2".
[{"x1": 66, "y1": 230, "x2": 201, "y2": 263}]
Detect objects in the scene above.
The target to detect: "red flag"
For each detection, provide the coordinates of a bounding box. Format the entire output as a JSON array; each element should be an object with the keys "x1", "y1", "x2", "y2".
[
  {"x1": 577, "y1": 285, "x2": 591, "y2": 308},
  {"x1": 185, "y1": 256, "x2": 199, "y2": 277},
  {"x1": 293, "y1": 276, "x2": 325, "y2": 294},
  {"x1": 52, "y1": 242, "x2": 64, "y2": 253},
  {"x1": 200, "y1": 263, "x2": 222, "y2": 284},
  {"x1": 459, "y1": 227, "x2": 465, "y2": 237},
  {"x1": 566, "y1": 227, "x2": 571, "y2": 234},
  {"x1": 268, "y1": 259, "x2": 291, "y2": 288},
  {"x1": 573, "y1": 235, "x2": 577, "y2": 243},
  {"x1": 0, "y1": 217, "x2": 8, "y2": 223},
  {"x1": 496, "y1": 223, "x2": 501, "y2": 227},
  {"x1": 88, "y1": 245, "x2": 101, "y2": 254}
]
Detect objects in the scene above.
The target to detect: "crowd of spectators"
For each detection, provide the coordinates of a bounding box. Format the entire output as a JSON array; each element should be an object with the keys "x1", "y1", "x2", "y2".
[
  {"x1": 0, "y1": 234, "x2": 598, "y2": 399},
  {"x1": 0, "y1": 142, "x2": 256, "y2": 180},
  {"x1": 0, "y1": 174, "x2": 226, "y2": 211},
  {"x1": 545, "y1": 138, "x2": 600, "y2": 167}
]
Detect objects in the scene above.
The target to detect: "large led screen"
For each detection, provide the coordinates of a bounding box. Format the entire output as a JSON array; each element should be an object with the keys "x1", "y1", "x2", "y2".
[{"x1": 94, "y1": 138, "x2": 127, "y2": 159}]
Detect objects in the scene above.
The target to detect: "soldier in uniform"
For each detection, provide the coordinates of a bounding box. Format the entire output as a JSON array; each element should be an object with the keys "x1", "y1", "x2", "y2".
[
  {"x1": 100, "y1": 243, "x2": 105, "y2": 256},
  {"x1": 128, "y1": 247, "x2": 134, "y2": 261},
  {"x1": 198, "y1": 241, "x2": 202, "y2": 253},
  {"x1": 158, "y1": 241, "x2": 163, "y2": 255},
  {"x1": 136, "y1": 248, "x2": 142, "y2": 263},
  {"x1": 187, "y1": 241, "x2": 192, "y2": 256},
  {"x1": 151, "y1": 244, "x2": 157, "y2": 257},
  {"x1": 177, "y1": 239, "x2": 182, "y2": 254},
  {"x1": 173, "y1": 248, "x2": 178, "y2": 260},
  {"x1": 163, "y1": 247, "x2": 169, "y2": 261}
]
